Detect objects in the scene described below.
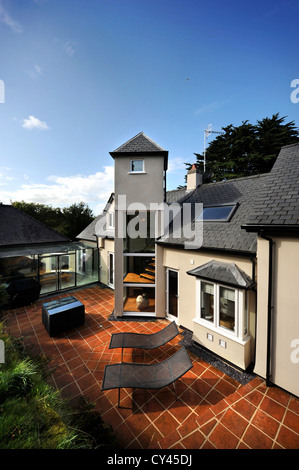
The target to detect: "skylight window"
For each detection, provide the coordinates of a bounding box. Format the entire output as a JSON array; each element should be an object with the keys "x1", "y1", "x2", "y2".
[{"x1": 197, "y1": 204, "x2": 238, "y2": 222}]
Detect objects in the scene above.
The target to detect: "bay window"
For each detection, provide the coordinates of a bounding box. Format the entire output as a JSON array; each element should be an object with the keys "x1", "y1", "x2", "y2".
[{"x1": 197, "y1": 279, "x2": 248, "y2": 341}]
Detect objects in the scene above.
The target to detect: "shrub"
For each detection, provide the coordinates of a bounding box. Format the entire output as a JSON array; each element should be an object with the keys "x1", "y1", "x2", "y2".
[{"x1": 0, "y1": 323, "x2": 118, "y2": 449}]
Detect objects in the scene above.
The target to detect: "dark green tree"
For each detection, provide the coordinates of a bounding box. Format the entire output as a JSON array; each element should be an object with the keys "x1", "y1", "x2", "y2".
[
  {"x1": 11, "y1": 201, "x2": 94, "y2": 240},
  {"x1": 188, "y1": 113, "x2": 299, "y2": 183},
  {"x1": 254, "y1": 113, "x2": 299, "y2": 173},
  {"x1": 12, "y1": 201, "x2": 64, "y2": 231},
  {"x1": 62, "y1": 202, "x2": 94, "y2": 240}
]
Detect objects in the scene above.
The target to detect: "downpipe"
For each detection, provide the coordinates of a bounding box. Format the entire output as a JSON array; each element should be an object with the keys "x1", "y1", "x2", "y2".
[{"x1": 260, "y1": 231, "x2": 274, "y2": 387}]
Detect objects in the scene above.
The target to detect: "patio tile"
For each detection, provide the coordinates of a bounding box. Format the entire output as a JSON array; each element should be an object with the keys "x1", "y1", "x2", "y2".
[
  {"x1": 209, "y1": 422, "x2": 239, "y2": 449},
  {"x1": 136, "y1": 425, "x2": 163, "y2": 450},
  {"x1": 219, "y1": 408, "x2": 248, "y2": 438},
  {"x1": 266, "y1": 385, "x2": 290, "y2": 407},
  {"x1": 243, "y1": 424, "x2": 274, "y2": 449},
  {"x1": 176, "y1": 412, "x2": 199, "y2": 437},
  {"x1": 180, "y1": 430, "x2": 205, "y2": 449},
  {"x1": 2, "y1": 285, "x2": 299, "y2": 450},
  {"x1": 283, "y1": 409, "x2": 299, "y2": 434},
  {"x1": 251, "y1": 409, "x2": 280, "y2": 439},
  {"x1": 157, "y1": 429, "x2": 181, "y2": 449},
  {"x1": 198, "y1": 418, "x2": 217, "y2": 436},
  {"x1": 232, "y1": 398, "x2": 256, "y2": 420},
  {"x1": 153, "y1": 410, "x2": 179, "y2": 437},
  {"x1": 289, "y1": 396, "x2": 299, "y2": 415},
  {"x1": 276, "y1": 425, "x2": 299, "y2": 449},
  {"x1": 260, "y1": 396, "x2": 286, "y2": 422},
  {"x1": 205, "y1": 388, "x2": 225, "y2": 405}
]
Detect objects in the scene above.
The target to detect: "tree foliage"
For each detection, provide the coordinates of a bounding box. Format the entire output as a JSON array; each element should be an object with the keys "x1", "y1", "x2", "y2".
[
  {"x1": 11, "y1": 201, "x2": 94, "y2": 241},
  {"x1": 190, "y1": 113, "x2": 299, "y2": 182}
]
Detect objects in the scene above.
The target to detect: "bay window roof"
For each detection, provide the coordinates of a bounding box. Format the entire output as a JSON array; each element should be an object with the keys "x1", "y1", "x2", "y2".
[{"x1": 187, "y1": 260, "x2": 254, "y2": 290}]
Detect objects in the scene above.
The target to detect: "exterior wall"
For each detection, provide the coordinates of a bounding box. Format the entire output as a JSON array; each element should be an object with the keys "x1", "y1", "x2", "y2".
[
  {"x1": 114, "y1": 155, "x2": 165, "y2": 207},
  {"x1": 254, "y1": 236, "x2": 299, "y2": 397},
  {"x1": 161, "y1": 247, "x2": 256, "y2": 370},
  {"x1": 113, "y1": 153, "x2": 165, "y2": 317},
  {"x1": 99, "y1": 238, "x2": 114, "y2": 287}
]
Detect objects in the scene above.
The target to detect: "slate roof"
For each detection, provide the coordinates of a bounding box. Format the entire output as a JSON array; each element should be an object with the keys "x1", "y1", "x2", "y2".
[
  {"x1": 166, "y1": 188, "x2": 189, "y2": 204},
  {"x1": 187, "y1": 260, "x2": 254, "y2": 289},
  {"x1": 76, "y1": 216, "x2": 101, "y2": 242},
  {"x1": 157, "y1": 173, "x2": 269, "y2": 253},
  {"x1": 243, "y1": 143, "x2": 299, "y2": 231},
  {"x1": 110, "y1": 132, "x2": 168, "y2": 170},
  {"x1": 0, "y1": 204, "x2": 69, "y2": 247},
  {"x1": 110, "y1": 132, "x2": 166, "y2": 153}
]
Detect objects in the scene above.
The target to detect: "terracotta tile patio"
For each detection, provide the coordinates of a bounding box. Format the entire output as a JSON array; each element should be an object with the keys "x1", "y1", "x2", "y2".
[{"x1": 2, "y1": 285, "x2": 299, "y2": 450}]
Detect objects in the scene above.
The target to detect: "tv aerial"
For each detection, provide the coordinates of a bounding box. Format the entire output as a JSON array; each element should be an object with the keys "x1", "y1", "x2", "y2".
[{"x1": 195, "y1": 124, "x2": 223, "y2": 173}]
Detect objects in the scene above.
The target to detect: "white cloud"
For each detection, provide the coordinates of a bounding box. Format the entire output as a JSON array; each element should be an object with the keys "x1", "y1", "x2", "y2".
[
  {"x1": 0, "y1": 1, "x2": 22, "y2": 33},
  {"x1": 22, "y1": 115, "x2": 49, "y2": 130},
  {"x1": 167, "y1": 156, "x2": 187, "y2": 173},
  {"x1": 28, "y1": 64, "x2": 42, "y2": 79},
  {"x1": 0, "y1": 167, "x2": 114, "y2": 215},
  {"x1": 195, "y1": 99, "x2": 229, "y2": 115},
  {"x1": 64, "y1": 41, "x2": 76, "y2": 57}
]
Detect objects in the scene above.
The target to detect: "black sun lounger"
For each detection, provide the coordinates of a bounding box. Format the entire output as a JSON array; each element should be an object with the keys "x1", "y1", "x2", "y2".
[
  {"x1": 109, "y1": 321, "x2": 180, "y2": 360},
  {"x1": 101, "y1": 346, "x2": 193, "y2": 407}
]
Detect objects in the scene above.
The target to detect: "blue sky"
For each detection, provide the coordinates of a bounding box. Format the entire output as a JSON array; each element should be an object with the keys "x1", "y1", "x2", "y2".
[{"x1": 0, "y1": 0, "x2": 298, "y2": 215}]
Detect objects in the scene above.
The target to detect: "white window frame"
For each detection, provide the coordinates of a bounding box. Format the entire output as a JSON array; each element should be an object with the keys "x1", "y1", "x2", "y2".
[
  {"x1": 129, "y1": 159, "x2": 145, "y2": 174},
  {"x1": 194, "y1": 279, "x2": 248, "y2": 342},
  {"x1": 108, "y1": 211, "x2": 114, "y2": 229}
]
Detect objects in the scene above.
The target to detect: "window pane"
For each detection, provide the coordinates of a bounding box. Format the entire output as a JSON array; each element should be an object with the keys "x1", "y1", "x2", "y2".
[
  {"x1": 200, "y1": 282, "x2": 214, "y2": 322},
  {"x1": 124, "y1": 212, "x2": 155, "y2": 253},
  {"x1": 202, "y1": 205, "x2": 235, "y2": 221},
  {"x1": 219, "y1": 286, "x2": 235, "y2": 331},
  {"x1": 123, "y1": 256, "x2": 155, "y2": 284},
  {"x1": 123, "y1": 286, "x2": 155, "y2": 312},
  {"x1": 131, "y1": 160, "x2": 144, "y2": 172}
]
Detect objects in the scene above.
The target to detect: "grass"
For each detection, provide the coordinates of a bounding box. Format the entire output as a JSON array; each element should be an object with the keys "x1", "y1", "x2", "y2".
[{"x1": 0, "y1": 322, "x2": 119, "y2": 449}]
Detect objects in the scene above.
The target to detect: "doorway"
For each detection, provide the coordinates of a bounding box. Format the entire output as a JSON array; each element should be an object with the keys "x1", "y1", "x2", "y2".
[
  {"x1": 39, "y1": 253, "x2": 76, "y2": 295},
  {"x1": 167, "y1": 269, "x2": 178, "y2": 321}
]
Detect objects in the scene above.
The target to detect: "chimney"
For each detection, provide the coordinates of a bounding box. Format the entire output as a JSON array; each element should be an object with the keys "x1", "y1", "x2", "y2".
[{"x1": 187, "y1": 164, "x2": 202, "y2": 191}]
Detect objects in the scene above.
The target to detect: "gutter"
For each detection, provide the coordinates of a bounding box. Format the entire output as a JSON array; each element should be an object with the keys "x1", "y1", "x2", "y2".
[{"x1": 260, "y1": 231, "x2": 274, "y2": 387}]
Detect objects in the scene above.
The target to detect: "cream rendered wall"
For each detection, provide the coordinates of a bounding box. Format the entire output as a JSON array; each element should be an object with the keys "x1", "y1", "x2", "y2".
[
  {"x1": 161, "y1": 247, "x2": 256, "y2": 370},
  {"x1": 99, "y1": 238, "x2": 114, "y2": 287},
  {"x1": 114, "y1": 155, "x2": 165, "y2": 207},
  {"x1": 255, "y1": 236, "x2": 299, "y2": 397}
]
